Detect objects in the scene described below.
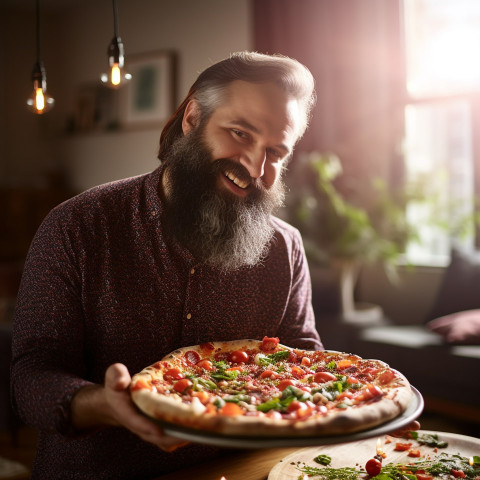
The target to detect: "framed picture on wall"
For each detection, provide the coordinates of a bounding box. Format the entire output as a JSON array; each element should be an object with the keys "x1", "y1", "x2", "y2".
[{"x1": 121, "y1": 50, "x2": 176, "y2": 128}]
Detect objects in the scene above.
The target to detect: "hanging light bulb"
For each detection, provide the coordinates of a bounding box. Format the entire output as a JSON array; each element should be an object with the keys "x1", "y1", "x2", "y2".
[
  {"x1": 101, "y1": 0, "x2": 131, "y2": 89},
  {"x1": 26, "y1": 0, "x2": 54, "y2": 114}
]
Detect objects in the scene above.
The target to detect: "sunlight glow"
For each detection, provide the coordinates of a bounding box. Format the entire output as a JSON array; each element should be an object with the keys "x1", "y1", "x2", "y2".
[{"x1": 405, "y1": 0, "x2": 480, "y2": 96}]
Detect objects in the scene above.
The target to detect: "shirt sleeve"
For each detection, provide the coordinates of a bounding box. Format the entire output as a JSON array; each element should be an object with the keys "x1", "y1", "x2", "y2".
[
  {"x1": 276, "y1": 229, "x2": 324, "y2": 351},
  {"x1": 11, "y1": 206, "x2": 93, "y2": 435}
]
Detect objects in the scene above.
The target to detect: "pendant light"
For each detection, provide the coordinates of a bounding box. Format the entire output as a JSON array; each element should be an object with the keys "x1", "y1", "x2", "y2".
[
  {"x1": 101, "y1": 0, "x2": 131, "y2": 89},
  {"x1": 26, "y1": 0, "x2": 54, "y2": 114}
]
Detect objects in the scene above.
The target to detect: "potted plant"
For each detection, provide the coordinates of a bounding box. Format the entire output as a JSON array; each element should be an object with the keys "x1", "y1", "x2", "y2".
[{"x1": 281, "y1": 152, "x2": 422, "y2": 321}]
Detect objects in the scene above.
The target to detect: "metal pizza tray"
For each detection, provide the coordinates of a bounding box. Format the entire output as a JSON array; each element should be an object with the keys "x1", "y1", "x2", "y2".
[{"x1": 153, "y1": 386, "x2": 424, "y2": 449}]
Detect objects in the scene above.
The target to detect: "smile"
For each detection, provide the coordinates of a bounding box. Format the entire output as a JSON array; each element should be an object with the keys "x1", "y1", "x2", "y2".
[{"x1": 223, "y1": 169, "x2": 250, "y2": 189}]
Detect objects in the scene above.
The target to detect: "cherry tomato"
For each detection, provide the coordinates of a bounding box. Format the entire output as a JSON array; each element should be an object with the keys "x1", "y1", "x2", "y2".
[
  {"x1": 164, "y1": 368, "x2": 184, "y2": 381},
  {"x1": 173, "y1": 378, "x2": 192, "y2": 393},
  {"x1": 451, "y1": 470, "x2": 466, "y2": 478},
  {"x1": 313, "y1": 371, "x2": 337, "y2": 383},
  {"x1": 278, "y1": 379, "x2": 295, "y2": 391},
  {"x1": 286, "y1": 400, "x2": 307, "y2": 413},
  {"x1": 415, "y1": 474, "x2": 434, "y2": 480},
  {"x1": 291, "y1": 366, "x2": 306, "y2": 378},
  {"x1": 196, "y1": 359, "x2": 214, "y2": 371},
  {"x1": 230, "y1": 350, "x2": 249, "y2": 363},
  {"x1": 365, "y1": 458, "x2": 382, "y2": 477}
]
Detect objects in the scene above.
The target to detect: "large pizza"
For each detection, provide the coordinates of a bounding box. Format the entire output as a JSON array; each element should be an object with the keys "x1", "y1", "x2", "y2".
[{"x1": 130, "y1": 337, "x2": 413, "y2": 437}]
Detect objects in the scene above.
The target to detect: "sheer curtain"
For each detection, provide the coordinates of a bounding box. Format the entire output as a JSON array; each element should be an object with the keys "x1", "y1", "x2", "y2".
[{"x1": 253, "y1": 0, "x2": 406, "y2": 189}]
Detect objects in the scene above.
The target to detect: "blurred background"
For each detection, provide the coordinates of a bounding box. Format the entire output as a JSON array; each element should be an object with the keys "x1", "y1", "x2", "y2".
[
  {"x1": 2, "y1": 0, "x2": 480, "y2": 322},
  {"x1": 1, "y1": 0, "x2": 480, "y2": 471}
]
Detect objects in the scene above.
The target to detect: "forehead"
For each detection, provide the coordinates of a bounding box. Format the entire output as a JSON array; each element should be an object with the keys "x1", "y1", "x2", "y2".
[{"x1": 214, "y1": 80, "x2": 302, "y2": 146}]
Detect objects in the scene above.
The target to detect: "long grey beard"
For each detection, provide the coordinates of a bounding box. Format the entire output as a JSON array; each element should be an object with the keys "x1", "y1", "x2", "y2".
[{"x1": 162, "y1": 130, "x2": 286, "y2": 272}]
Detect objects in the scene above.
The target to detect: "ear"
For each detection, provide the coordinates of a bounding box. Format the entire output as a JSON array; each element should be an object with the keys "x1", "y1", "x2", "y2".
[{"x1": 182, "y1": 99, "x2": 201, "y2": 134}]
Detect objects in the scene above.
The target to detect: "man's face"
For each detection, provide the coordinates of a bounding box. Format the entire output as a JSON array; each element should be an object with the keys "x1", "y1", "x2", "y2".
[
  {"x1": 184, "y1": 80, "x2": 301, "y2": 194},
  {"x1": 162, "y1": 81, "x2": 301, "y2": 271}
]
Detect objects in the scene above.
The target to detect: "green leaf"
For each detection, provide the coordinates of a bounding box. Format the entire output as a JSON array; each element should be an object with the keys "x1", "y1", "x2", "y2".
[{"x1": 314, "y1": 455, "x2": 332, "y2": 466}]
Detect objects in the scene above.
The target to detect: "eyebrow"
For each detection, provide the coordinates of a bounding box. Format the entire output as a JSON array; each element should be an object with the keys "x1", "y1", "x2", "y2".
[{"x1": 231, "y1": 118, "x2": 292, "y2": 156}]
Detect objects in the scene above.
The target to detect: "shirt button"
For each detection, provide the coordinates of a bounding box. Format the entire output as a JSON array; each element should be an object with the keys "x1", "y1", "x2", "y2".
[
  {"x1": 186, "y1": 313, "x2": 192, "y2": 319},
  {"x1": 190, "y1": 268, "x2": 195, "y2": 275}
]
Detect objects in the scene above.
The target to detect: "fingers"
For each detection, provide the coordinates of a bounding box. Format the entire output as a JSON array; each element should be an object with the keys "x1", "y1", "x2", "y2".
[
  {"x1": 389, "y1": 420, "x2": 421, "y2": 438},
  {"x1": 105, "y1": 363, "x2": 131, "y2": 391}
]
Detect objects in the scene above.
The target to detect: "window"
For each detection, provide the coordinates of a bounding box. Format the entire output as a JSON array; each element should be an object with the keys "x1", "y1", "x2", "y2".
[{"x1": 403, "y1": 0, "x2": 480, "y2": 265}]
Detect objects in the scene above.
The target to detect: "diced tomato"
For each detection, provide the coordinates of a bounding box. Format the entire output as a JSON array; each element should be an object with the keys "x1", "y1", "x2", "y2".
[
  {"x1": 291, "y1": 366, "x2": 306, "y2": 378},
  {"x1": 164, "y1": 368, "x2": 185, "y2": 381},
  {"x1": 314, "y1": 371, "x2": 337, "y2": 383},
  {"x1": 261, "y1": 336, "x2": 280, "y2": 351},
  {"x1": 191, "y1": 390, "x2": 209, "y2": 403},
  {"x1": 184, "y1": 350, "x2": 201, "y2": 365},
  {"x1": 336, "y1": 359, "x2": 353, "y2": 370},
  {"x1": 130, "y1": 379, "x2": 151, "y2": 391},
  {"x1": 347, "y1": 376, "x2": 360, "y2": 384},
  {"x1": 219, "y1": 402, "x2": 244, "y2": 416},
  {"x1": 205, "y1": 403, "x2": 217, "y2": 414},
  {"x1": 260, "y1": 369, "x2": 279, "y2": 379},
  {"x1": 336, "y1": 391, "x2": 354, "y2": 400},
  {"x1": 278, "y1": 379, "x2": 295, "y2": 391},
  {"x1": 226, "y1": 366, "x2": 243, "y2": 372},
  {"x1": 451, "y1": 470, "x2": 466, "y2": 478},
  {"x1": 394, "y1": 442, "x2": 412, "y2": 451},
  {"x1": 408, "y1": 449, "x2": 421, "y2": 458},
  {"x1": 196, "y1": 359, "x2": 214, "y2": 371},
  {"x1": 173, "y1": 378, "x2": 193, "y2": 393},
  {"x1": 301, "y1": 357, "x2": 311, "y2": 366},
  {"x1": 377, "y1": 369, "x2": 396, "y2": 385},
  {"x1": 229, "y1": 350, "x2": 249, "y2": 363}
]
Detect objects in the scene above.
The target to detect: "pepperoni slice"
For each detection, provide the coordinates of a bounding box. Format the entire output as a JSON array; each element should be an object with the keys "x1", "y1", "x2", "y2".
[{"x1": 184, "y1": 350, "x2": 201, "y2": 365}]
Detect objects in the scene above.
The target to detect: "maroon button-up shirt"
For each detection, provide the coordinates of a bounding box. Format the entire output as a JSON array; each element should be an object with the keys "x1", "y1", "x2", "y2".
[{"x1": 11, "y1": 165, "x2": 322, "y2": 479}]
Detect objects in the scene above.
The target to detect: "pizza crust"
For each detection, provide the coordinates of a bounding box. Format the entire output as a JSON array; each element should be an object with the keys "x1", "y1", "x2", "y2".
[{"x1": 130, "y1": 340, "x2": 413, "y2": 437}]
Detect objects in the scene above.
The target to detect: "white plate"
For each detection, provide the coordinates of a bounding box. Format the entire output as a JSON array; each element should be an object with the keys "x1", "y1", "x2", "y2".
[{"x1": 156, "y1": 386, "x2": 424, "y2": 449}]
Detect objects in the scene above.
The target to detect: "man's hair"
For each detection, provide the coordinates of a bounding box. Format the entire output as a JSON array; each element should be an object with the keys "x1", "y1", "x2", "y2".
[{"x1": 158, "y1": 51, "x2": 316, "y2": 159}]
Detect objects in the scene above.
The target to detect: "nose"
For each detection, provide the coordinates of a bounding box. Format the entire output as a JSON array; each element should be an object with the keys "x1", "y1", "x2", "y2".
[{"x1": 239, "y1": 148, "x2": 266, "y2": 179}]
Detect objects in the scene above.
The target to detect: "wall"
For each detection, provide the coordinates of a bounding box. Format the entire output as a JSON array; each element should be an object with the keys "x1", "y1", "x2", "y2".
[{"x1": 1, "y1": 0, "x2": 252, "y2": 191}]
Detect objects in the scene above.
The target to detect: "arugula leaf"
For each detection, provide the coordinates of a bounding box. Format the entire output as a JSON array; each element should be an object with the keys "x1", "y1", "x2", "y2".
[
  {"x1": 314, "y1": 455, "x2": 332, "y2": 466},
  {"x1": 259, "y1": 350, "x2": 290, "y2": 366},
  {"x1": 409, "y1": 432, "x2": 448, "y2": 448}
]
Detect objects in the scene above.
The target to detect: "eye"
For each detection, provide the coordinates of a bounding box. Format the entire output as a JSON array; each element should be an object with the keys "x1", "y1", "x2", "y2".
[
  {"x1": 231, "y1": 129, "x2": 249, "y2": 140},
  {"x1": 267, "y1": 148, "x2": 284, "y2": 160}
]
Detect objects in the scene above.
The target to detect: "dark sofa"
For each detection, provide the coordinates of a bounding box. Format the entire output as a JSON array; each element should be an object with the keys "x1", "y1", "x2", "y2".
[{"x1": 314, "y1": 247, "x2": 480, "y2": 425}]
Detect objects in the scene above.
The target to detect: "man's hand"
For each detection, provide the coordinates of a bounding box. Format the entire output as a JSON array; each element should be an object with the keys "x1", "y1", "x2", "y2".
[
  {"x1": 388, "y1": 420, "x2": 421, "y2": 438},
  {"x1": 71, "y1": 363, "x2": 189, "y2": 452}
]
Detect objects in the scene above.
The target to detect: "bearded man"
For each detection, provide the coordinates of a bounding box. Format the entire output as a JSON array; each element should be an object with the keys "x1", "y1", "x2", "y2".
[{"x1": 11, "y1": 51, "x2": 322, "y2": 479}]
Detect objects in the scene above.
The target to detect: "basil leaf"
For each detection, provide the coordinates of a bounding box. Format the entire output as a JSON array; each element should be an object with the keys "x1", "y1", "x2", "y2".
[{"x1": 314, "y1": 454, "x2": 332, "y2": 466}]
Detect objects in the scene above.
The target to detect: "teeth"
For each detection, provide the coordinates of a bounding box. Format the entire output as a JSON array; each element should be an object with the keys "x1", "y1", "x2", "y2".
[{"x1": 225, "y1": 170, "x2": 249, "y2": 189}]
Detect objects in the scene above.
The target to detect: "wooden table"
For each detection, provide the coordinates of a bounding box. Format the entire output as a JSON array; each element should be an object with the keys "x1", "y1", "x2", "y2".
[{"x1": 154, "y1": 447, "x2": 297, "y2": 480}]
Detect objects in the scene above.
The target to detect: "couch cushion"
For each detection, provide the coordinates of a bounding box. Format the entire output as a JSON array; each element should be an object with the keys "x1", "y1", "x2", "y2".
[
  {"x1": 427, "y1": 309, "x2": 480, "y2": 344},
  {"x1": 426, "y1": 247, "x2": 480, "y2": 322}
]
